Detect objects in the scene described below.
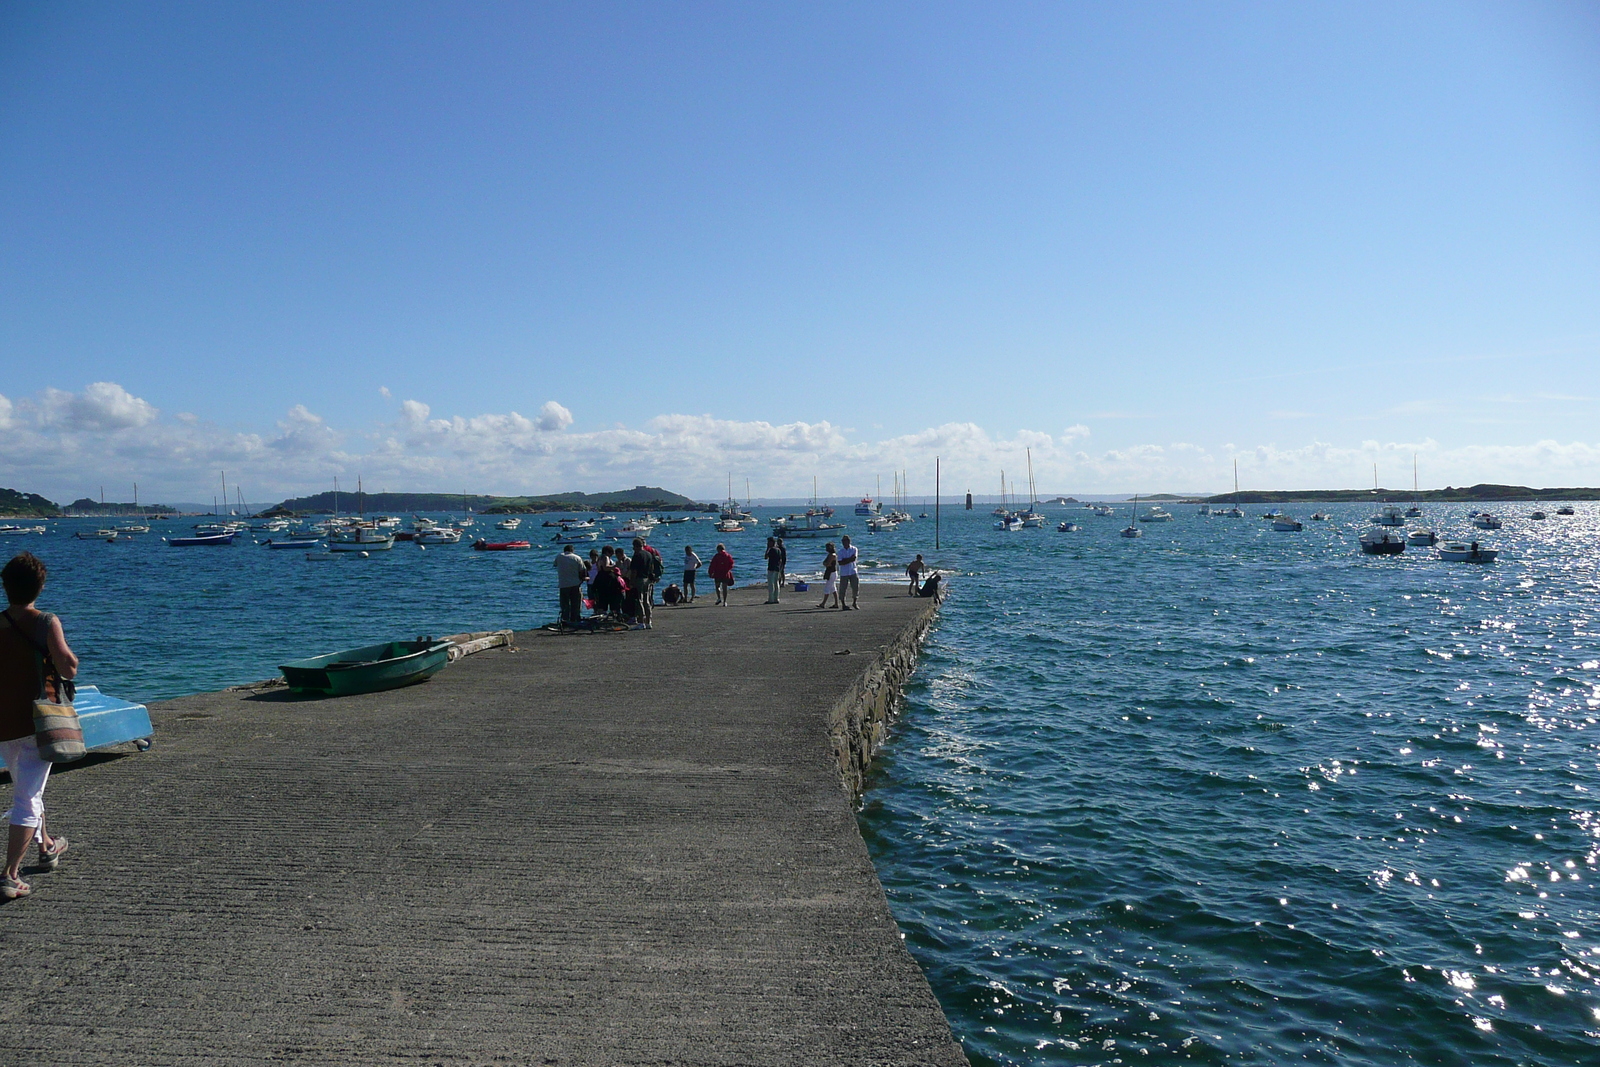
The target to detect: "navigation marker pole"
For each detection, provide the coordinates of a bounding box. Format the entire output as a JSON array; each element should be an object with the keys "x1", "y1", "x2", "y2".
[{"x1": 935, "y1": 457, "x2": 940, "y2": 550}]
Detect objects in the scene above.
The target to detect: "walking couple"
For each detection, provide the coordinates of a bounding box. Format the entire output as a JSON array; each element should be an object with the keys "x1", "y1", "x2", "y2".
[{"x1": 817, "y1": 535, "x2": 859, "y2": 610}]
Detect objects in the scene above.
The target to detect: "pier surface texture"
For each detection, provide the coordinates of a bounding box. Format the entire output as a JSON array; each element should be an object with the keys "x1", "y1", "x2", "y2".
[{"x1": 1, "y1": 585, "x2": 966, "y2": 1066}]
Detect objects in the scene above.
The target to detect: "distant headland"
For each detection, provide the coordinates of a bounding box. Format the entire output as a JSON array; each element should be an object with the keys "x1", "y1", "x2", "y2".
[
  {"x1": 0, "y1": 484, "x2": 706, "y2": 518},
  {"x1": 1193, "y1": 483, "x2": 1600, "y2": 504},
  {"x1": 262, "y1": 485, "x2": 702, "y2": 516}
]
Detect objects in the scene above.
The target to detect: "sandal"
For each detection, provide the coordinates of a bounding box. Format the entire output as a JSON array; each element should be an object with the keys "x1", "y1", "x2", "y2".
[
  {"x1": 1, "y1": 876, "x2": 30, "y2": 900},
  {"x1": 37, "y1": 835, "x2": 68, "y2": 871}
]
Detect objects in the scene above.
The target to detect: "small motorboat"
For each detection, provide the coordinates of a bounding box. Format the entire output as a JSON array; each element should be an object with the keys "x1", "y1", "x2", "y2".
[
  {"x1": 1272, "y1": 517, "x2": 1304, "y2": 532},
  {"x1": 0, "y1": 525, "x2": 46, "y2": 535},
  {"x1": 115, "y1": 524, "x2": 150, "y2": 534},
  {"x1": 279, "y1": 639, "x2": 452, "y2": 696},
  {"x1": 75, "y1": 529, "x2": 119, "y2": 541},
  {"x1": 1310, "y1": 512, "x2": 1329, "y2": 521},
  {"x1": 1360, "y1": 528, "x2": 1406, "y2": 555},
  {"x1": 1439, "y1": 542, "x2": 1498, "y2": 563},
  {"x1": 1372, "y1": 506, "x2": 1406, "y2": 527},
  {"x1": 1197, "y1": 504, "x2": 1211, "y2": 515},
  {"x1": 713, "y1": 520, "x2": 744, "y2": 533},
  {"x1": 328, "y1": 528, "x2": 395, "y2": 552},
  {"x1": 1057, "y1": 521, "x2": 1080, "y2": 532},
  {"x1": 262, "y1": 537, "x2": 322, "y2": 550},
  {"x1": 416, "y1": 527, "x2": 462, "y2": 544},
  {"x1": 1139, "y1": 507, "x2": 1174, "y2": 522},
  {"x1": 1407, "y1": 530, "x2": 1438, "y2": 546},
  {"x1": 495, "y1": 517, "x2": 523, "y2": 530},
  {"x1": 74, "y1": 685, "x2": 154, "y2": 751},
  {"x1": 1472, "y1": 514, "x2": 1503, "y2": 530},
  {"x1": 1530, "y1": 511, "x2": 1547, "y2": 521},
  {"x1": 166, "y1": 532, "x2": 237, "y2": 546},
  {"x1": 1557, "y1": 506, "x2": 1575, "y2": 515},
  {"x1": 472, "y1": 539, "x2": 532, "y2": 551}
]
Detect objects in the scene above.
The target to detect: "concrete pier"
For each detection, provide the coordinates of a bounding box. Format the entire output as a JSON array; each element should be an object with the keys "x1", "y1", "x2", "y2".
[{"x1": 1, "y1": 584, "x2": 966, "y2": 1066}]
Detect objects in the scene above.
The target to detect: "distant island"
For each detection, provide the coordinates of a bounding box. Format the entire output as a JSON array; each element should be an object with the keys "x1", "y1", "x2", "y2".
[
  {"x1": 266, "y1": 485, "x2": 703, "y2": 516},
  {"x1": 0, "y1": 487, "x2": 61, "y2": 518},
  {"x1": 1196, "y1": 483, "x2": 1600, "y2": 504}
]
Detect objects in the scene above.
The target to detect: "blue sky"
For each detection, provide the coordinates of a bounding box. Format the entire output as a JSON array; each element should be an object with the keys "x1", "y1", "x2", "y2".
[{"x1": 2, "y1": 1, "x2": 1598, "y2": 503}]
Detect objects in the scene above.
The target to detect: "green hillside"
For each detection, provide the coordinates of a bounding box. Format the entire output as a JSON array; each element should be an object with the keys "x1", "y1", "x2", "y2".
[
  {"x1": 65, "y1": 498, "x2": 178, "y2": 516},
  {"x1": 0, "y1": 488, "x2": 61, "y2": 517},
  {"x1": 269, "y1": 486, "x2": 700, "y2": 516}
]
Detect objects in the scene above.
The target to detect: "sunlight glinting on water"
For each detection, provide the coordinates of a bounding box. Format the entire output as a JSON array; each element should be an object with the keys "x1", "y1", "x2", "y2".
[{"x1": 859, "y1": 502, "x2": 1600, "y2": 1066}]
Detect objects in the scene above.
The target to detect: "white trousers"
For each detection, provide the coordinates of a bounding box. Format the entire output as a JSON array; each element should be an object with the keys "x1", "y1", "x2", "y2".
[{"x1": 2, "y1": 736, "x2": 51, "y2": 832}]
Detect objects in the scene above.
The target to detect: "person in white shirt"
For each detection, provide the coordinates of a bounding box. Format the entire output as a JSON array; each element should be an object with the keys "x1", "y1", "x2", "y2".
[
  {"x1": 836, "y1": 535, "x2": 860, "y2": 610},
  {"x1": 682, "y1": 546, "x2": 702, "y2": 603},
  {"x1": 552, "y1": 544, "x2": 588, "y2": 624}
]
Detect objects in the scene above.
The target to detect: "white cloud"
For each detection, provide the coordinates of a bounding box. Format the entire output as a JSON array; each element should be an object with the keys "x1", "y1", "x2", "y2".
[
  {"x1": 4, "y1": 382, "x2": 1600, "y2": 503},
  {"x1": 37, "y1": 382, "x2": 158, "y2": 430},
  {"x1": 537, "y1": 401, "x2": 573, "y2": 432},
  {"x1": 270, "y1": 405, "x2": 342, "y2": 455},
  {"x1": 379, "y1": 386, "x2": 392, "y2": 400}
]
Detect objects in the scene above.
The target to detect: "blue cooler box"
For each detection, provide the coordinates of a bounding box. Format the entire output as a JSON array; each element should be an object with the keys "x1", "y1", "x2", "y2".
[{"x1": 74, "y1": 685, "x2": 154, "y2": 751}]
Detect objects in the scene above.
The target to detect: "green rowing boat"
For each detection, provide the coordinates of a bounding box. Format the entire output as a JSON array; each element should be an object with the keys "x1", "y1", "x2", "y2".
[{"x1": 279, "y1": 639, "x2": 452, "y2": 696}]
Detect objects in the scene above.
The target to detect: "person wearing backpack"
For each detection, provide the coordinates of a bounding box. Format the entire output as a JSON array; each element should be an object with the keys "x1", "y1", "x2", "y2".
[{"x1": 629, "y1": 537, "x2": 663, "y2": 628}]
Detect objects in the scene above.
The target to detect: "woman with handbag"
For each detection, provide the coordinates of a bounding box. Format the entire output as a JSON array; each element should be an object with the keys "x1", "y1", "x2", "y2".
[{"x1": 1, "y1": 552, "x2": 77, "y2": 900}]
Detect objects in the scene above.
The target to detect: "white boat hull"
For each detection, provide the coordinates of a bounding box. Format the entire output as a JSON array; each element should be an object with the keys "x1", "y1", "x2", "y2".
[{"x1": 1439, "y1": 544, "x2": 1498, "y2": 562}]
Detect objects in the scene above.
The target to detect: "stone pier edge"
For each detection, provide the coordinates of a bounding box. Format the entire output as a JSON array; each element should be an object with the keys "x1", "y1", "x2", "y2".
[{"x1": 829, "y1": 594, "x2": 943, "y2": 795}]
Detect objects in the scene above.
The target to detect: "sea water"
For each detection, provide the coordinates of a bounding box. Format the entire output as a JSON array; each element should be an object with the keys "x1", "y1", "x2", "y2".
[
  {"x1": 860, "y1": 503, "x2": 1600, "y2": 1066},
  {"x1": 7, "y1": 503, "x2": 1597, "y2": 1064}
]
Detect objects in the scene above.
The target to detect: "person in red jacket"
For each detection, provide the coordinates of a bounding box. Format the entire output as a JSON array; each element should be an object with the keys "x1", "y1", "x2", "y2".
[{"x1": 708, "y1": 543, "x2": 735, "y2": 606}]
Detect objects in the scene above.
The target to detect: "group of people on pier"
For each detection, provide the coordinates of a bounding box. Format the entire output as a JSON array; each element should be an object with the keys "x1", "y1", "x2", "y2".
[{"x1": 551, "y1": 531, "x2": 938, "y2": 625}]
